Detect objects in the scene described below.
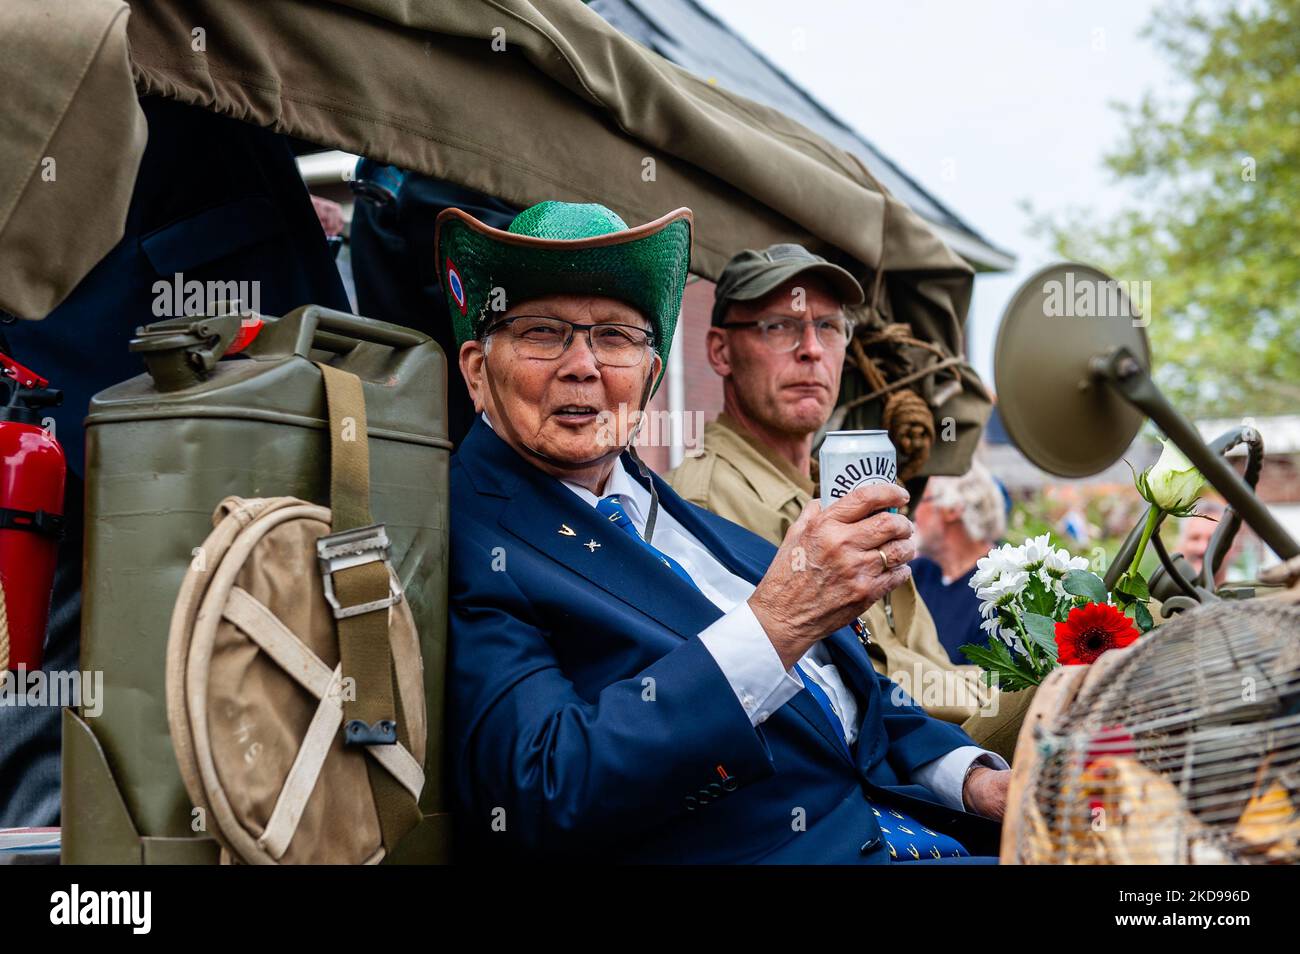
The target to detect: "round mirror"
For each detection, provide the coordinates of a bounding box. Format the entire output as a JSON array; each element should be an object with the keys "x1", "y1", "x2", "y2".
[{"x1": 993, "y1": 262, "x2": 1151, "y2": 477}]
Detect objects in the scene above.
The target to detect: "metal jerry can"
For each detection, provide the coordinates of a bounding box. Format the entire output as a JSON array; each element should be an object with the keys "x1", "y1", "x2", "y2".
[{"x1": 66, "y1": 306, "x2": 452, "y2": 863}]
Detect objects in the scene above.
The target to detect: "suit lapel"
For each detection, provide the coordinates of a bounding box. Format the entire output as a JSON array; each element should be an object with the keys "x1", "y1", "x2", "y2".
[
  {"x1": 824, "y1": 628, "x2": 886, "y2": 768},
  {"x1": 458, "y1": 422, "x2": 724, "y2": 640},
  {"x1": 498, "y1": 488, "x2": 725, "y2": 640}
]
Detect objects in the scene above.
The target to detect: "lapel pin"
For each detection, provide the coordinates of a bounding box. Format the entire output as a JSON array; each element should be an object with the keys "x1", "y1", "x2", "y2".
[
  {"x1": 585, "y1": 540, "x2": 601, "y2": 553},
  {"x1": 558, "y1": 524, "x2": 576, "y2": 537}
]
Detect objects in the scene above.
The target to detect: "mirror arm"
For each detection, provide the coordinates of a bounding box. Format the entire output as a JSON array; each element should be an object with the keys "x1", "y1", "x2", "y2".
[
  {"x1": 1090, "y1": 346, "x2": 1299, "y2": 562},
  {"x1": 1151, "y1": 530, "x2": 1202, "y2": 602}
]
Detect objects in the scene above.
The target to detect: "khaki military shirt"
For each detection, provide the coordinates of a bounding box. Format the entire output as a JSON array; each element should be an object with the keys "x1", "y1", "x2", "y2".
[
  {"x1": 666, "y1": 414, "x2": 814, "y2": 547},
  {"x1": 666, "y1": 414, "x2": 1030, "y2": 761}
]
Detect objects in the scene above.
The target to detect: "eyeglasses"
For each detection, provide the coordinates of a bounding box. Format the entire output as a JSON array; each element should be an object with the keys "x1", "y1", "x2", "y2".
[
  {"x1": 722, "y1": 313, "x2": 853, "y2": 352},
  {"x1": 484, "y1": 315, "x2": 655, "y2": 368}
]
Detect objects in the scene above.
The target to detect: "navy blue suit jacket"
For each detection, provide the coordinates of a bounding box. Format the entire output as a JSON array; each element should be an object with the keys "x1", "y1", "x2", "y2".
[{"x1": 448, "y1": 419, "x2": 1001, "y2": 863}]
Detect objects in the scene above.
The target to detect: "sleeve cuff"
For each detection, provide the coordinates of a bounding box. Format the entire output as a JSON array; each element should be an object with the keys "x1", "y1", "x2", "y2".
[
  {"x1": 698, "y1": 599, "x2": 802, "y2": 726},
  {"x1": 911, "y1": 745, "x2": 1009, "y2": 811}
]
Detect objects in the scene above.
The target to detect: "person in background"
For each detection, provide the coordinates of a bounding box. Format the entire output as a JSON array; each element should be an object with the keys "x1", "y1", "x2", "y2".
[
  {"x1": 1177, "y1": 500, "x2": 1241, "y2": 587},
  {"x1": 311, "y1": 194, "x2": 346, "y2": 237},
  {"x1": 910, "y1": 461, "x2": 1008, "y2": 665}
]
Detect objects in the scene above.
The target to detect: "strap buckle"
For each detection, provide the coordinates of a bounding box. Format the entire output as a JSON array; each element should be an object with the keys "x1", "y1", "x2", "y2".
[{"x1": 317, "y1": 524, "x2": 403, "y2": 620}]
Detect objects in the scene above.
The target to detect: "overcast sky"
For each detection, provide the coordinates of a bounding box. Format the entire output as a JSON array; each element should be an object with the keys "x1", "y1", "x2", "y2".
[{"x1": 695, "y1": 0, "x2": 1175, "y2": 389}]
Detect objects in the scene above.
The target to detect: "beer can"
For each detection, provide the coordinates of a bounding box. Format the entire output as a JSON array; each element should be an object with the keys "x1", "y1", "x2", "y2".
[{"x1": 819, "y1": 430, "x2": 898, "y2": 509}]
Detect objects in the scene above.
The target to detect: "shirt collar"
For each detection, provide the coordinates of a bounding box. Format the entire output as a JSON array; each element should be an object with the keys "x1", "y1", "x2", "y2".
[{"x1": 562, "y1": 457, "x2": 651, "y2": 527}]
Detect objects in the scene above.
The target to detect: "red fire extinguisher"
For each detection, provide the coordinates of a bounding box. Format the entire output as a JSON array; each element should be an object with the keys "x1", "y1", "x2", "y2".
[{"x1": 0, "y1": 351, "x2": 65, "y2": 674}]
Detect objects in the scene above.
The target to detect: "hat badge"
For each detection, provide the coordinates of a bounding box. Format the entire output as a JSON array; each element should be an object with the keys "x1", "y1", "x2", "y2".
[{"x1": 446, "y1": 258, "x2": 467, "y2": 315}]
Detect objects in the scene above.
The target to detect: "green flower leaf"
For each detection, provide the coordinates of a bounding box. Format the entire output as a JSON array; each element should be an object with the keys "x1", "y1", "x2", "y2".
[
  {"x1": 1022, "y1": 574, "x2": 1056, "y2": 617},
  {"x1": 1133, "y1": 601, "x2": 1154, "y2": 633},
  {"x1": 1021, "y1": 612, "x2": 1061, "y2": 662},
  {"x1": 1115, "y1": 570, "x2": 1150, "y2": 602},
  {"x1": 959, "y1": 644, "x2": 1040, "y2": 691},
  {"x1": 1063, "y1": 569, "x2": 1108, "y2": 604}
]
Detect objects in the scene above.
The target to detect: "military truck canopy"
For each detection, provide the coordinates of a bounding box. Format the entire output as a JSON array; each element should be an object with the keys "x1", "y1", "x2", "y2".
[{"x1": 0, "y1": 0, "x2": 990, "y2": 474}]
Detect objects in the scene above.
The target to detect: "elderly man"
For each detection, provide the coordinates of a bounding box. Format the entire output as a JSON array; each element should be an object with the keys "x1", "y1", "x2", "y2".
[
  {"x1": 440, "y1": 201, "x2": 1009, "y2": 863},
  {"x1": 666, "y1": 245, "x2": 1022, "y2": 754},
  {"x1": 911, "y1": 461, "x2": 1009, "y2": 664}
]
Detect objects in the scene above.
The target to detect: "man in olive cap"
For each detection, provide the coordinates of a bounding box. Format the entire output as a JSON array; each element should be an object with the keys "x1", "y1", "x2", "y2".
[
  {"x1": 443, "y1": 202, "x2": 1009, "y2": 864},
  {"x1": 667, "y1": 244, "x2": 1025, "y2": 758}
]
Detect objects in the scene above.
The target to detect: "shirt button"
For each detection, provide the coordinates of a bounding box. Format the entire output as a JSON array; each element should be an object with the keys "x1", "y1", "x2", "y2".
[
  {"x1": 756, "y1": 710, "x2": 769, "y2": 723},
  {"x1": 741, "y1": 692, "x2": 756, "y2": 712}
]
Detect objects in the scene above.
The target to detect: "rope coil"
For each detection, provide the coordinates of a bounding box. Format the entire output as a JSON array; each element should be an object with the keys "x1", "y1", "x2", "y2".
[{"x1": 848, "y1": 334, "x2": 936, "y2": 482}]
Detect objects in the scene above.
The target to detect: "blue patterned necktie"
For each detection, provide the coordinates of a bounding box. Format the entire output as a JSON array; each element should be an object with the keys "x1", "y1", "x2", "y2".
[
  {"x1": 593, "y1": 494, "x2": 968, "y2": 861},
  {"x1": 798, "y1": 664, "x2": 850, "y2": 754},
  {"x1": 596, "y1": 495, "x2": 701, "y2": 590}
]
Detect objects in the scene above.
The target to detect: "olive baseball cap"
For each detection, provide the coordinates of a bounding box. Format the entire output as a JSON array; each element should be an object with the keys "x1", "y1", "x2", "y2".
[{"x1": 711, "y1": 243, "x2": 865, "y2": 325}]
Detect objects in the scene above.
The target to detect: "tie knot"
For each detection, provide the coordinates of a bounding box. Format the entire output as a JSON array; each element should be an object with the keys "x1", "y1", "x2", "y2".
[{"x1": 596, "y1": 495, "x2": 630, "y2": 527}]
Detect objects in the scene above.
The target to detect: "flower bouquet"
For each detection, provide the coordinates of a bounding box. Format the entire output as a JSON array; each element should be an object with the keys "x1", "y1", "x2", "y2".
[{"x1": 960, "y1": 438, "x2": 1209, "y2": 690}]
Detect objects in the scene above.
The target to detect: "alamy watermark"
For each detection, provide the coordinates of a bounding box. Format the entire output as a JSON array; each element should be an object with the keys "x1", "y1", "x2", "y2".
[
  {"x1": 595, "y1": 404, "x2": 706, "y2": 453},
  {"x1": 888, "y1": 663, "x2": 1000, "y2": 717},
  {"x1": 1042, "y1": 272, "x2": 1150, "y2": 327},
  {"x1": 50, "y1": 884, "x2": 150, "y2": 934},
  {"x1": 0, "y1": 666, "x2": 103, "y2": 717},
  {"x1": 151, "y1": 271, "x2": 262, "y2": 318}
]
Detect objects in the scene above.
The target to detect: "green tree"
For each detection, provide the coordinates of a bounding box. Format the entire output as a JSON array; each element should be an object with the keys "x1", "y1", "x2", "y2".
[{"x1": 1030, "y1": 0, "x2": 1300, "y2": 418}]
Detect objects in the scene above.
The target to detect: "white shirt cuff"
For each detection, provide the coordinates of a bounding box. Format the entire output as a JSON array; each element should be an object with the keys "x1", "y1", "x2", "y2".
[
  {"x1": 911, "y1": 746, "x2": 1009, "y2": 812},
  {"x1": 699, "y1": 600, "x2": 802, "y2": 726}
]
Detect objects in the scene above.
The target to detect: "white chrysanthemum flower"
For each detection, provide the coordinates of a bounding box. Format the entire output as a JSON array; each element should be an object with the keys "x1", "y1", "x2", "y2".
[
  {"x1": 1042, "y1": 546, "x2": 1089, "y2": 579},
  {"x1": 981, "y1": 616, "x2": 1026, "y2": 656},
  {"x1": 971, "y1": 543, "x2": 1027, "y2": 592},
  {"x1": 970, "y1": 565, "x2": 997, "y2": 592},
  {"x1": 975, "y1": 570, "x2": 1028, "y2": 610},
  {"x1": 1020, "y1": 533, "x2": 1053, "y2": 571}
]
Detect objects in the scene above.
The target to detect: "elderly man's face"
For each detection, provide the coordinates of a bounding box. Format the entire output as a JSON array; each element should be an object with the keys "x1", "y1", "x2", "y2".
[
  {"x1": 708, "y1": 277, "x2": 846, "y2": 437},
  {"x1": 460, "y1": 294, "x2": 661, "y2": 484},
  {"x1": 912, "y1": 486, "x2": 951, "y2": 555}
]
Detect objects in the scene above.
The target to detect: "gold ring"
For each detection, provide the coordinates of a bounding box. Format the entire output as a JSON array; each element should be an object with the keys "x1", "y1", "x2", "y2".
[{"x1": 877, "y1": 548, "x2": 891, "y2": 572}]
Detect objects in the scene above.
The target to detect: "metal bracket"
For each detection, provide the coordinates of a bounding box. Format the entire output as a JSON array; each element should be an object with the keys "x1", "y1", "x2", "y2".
[
  {"x1": 317, "y1": 523, "x2": 403, "y2": 620},
  {"x1": 344, "y1": 719, "x2": 398, "y2": 747}
]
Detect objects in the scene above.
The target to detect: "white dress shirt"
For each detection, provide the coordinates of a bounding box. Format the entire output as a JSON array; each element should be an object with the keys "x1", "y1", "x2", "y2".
[{"x1": 557, "y1": 455, "x2": 1008, "y2": 811}]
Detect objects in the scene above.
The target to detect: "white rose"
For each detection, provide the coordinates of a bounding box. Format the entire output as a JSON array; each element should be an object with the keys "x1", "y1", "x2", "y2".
[{"x1": 1143, "y1": 438, "x2": 1207, "y2": 512}]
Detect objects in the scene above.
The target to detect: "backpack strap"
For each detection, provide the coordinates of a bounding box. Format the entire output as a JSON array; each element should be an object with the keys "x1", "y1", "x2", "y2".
[{"x1": 317, "y1": 361, "x2": 421, "y2": 852}]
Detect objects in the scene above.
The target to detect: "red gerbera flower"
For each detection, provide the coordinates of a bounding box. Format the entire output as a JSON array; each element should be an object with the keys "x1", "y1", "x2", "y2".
[{"x1": 1055, "y1": 602, "x2": 1140, "y2": 665}]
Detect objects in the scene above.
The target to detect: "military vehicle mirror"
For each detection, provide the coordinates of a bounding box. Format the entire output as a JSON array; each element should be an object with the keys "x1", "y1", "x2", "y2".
[{"x1": 993, "y1": 262, "x2": 1151, "y2": 477}]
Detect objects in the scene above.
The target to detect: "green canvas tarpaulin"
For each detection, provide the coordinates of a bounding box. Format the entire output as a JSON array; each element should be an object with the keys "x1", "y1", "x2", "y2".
[{"x1": 0, "y1": 0, "x2": 990, "y2": 474}]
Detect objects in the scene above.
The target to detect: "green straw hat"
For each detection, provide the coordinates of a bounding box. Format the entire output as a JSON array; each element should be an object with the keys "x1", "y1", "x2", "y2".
[{"x1": 434, "y1": 201, "x2": 693, "y2": 387}]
